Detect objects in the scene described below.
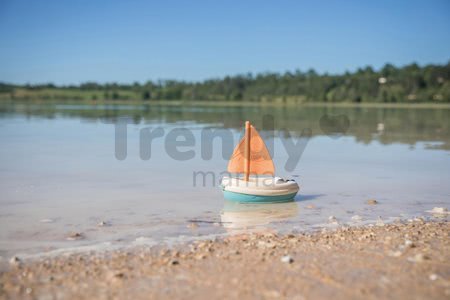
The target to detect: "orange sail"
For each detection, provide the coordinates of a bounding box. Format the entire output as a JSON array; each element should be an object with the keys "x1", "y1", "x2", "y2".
[{"x1": 227, "y1": 121, "x2": 275, "y2": 179}]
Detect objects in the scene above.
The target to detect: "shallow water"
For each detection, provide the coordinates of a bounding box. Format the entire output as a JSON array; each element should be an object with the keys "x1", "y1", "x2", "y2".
[{"x1": 0, "y1": 103, "x2": 449, "y2": 257}]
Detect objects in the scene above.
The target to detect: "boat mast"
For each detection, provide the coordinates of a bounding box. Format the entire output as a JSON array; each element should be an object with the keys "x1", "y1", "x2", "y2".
[{"x1": 244, "y1": 121, "x2": 251, "y2": 181}]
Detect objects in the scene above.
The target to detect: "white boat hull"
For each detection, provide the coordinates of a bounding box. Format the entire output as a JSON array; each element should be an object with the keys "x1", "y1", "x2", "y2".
[{"x1": 221, "y1": 176, "x2": 299, "y2": 202}]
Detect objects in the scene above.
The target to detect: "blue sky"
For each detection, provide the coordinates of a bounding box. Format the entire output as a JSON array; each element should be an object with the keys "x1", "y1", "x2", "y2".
[{"x1": 0, "y1": 0, "x2": 449, "y2": 84}]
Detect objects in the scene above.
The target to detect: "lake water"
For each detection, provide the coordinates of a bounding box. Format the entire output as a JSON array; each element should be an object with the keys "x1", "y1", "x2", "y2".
[{"x1": 0, "y1": 103, "x2": 449, "y2": 257}]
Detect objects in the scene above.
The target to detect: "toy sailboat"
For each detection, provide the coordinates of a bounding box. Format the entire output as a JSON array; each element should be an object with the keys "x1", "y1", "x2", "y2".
[{"x1": 221, "y1": 121, "x2": 299, "y2": 203}]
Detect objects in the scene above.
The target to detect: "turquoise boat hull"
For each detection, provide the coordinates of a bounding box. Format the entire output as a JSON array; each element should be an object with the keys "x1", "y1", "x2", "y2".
[{"x1": 223, "y1": 190, "x2": 297, "y2": 203}]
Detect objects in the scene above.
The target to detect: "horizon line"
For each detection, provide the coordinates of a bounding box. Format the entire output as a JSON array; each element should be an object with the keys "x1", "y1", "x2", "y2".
[{"x1": 1, "y1": 60, "x2": 449, "y2": 87}]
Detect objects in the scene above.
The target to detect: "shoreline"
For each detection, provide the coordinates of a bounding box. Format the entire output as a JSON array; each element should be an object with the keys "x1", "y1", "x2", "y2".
[
  {"x1": 1, "y1": 220, "x2": 449, "y2": 299},
  {"x1": 2, "y1": 99, "x2": 450, "y2": 109}
]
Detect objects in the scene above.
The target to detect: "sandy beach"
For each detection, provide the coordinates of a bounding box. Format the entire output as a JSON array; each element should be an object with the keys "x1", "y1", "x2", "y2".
[{"x1": 1, "y1": 220, "x2": 449, "y2": 299}]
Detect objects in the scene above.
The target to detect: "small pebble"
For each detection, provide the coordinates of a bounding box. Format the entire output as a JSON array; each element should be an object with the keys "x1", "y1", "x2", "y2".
[
  {"x1": 107, "y1": 271, "x2": 125, "y2": 280},
  {"x1": 404, "y1": 240, "x2": 415, "y2": 248},
  {"x1": 281, "y1": 255, "x2": 294, "y2": 264},
  {"x1": 429, "y1": 274, "x2": 438, "y2": 281},
  {"x1": 305, "y1": 204, "x2": 316, "y2": 209},
  {"x1": 351, "y1": 215, "x2": 363, "y2": 221},
  {"x1": 408, "y1": 253, "x2": 429, "y2": 263},
  {"x1": 195, "y1": 254, "x2": 206, "y2": 260},
  {"x1": 66, "y1": 232, "x2": 84, "y2": 240},
  {"x1": 367, "y1": 199, "x2": 378, "y2": 205},
  {"x1": 9, "y1": 256, "x2": 21, "y2": 265},
  {"x1": 388, "y1": 251, "x2": 402, "y2": 257}
]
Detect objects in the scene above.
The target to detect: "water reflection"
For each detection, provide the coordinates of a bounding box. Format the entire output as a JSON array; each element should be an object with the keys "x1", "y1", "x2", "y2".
[
  {"x1": 220, "y1": 200, "x2": 298, "y2": 233},
  {"x1": 2, "y1": 103, "x2": 449, "y2": 150}
]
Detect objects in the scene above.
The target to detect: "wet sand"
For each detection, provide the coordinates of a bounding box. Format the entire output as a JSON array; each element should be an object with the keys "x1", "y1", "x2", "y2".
[{"x1": 1, "y1": 221, "x2": 449, "y2": 299}]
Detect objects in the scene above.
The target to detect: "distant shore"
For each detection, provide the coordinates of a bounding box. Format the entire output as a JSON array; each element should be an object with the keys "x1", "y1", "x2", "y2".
[
  {"x1": 1, "y1": 220, "x2": 448, "y2": 299},
  {"x1": 2, "y1": 99, "x2": 450, "y2": 109},
  {"x1": 1, "y1": 62, "x2": 449, "y2": 106}
]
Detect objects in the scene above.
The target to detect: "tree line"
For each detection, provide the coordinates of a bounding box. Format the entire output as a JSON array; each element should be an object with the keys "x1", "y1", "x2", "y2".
[{"x1": 0, "y1": 62, "x2": 449, "y2": 103}]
